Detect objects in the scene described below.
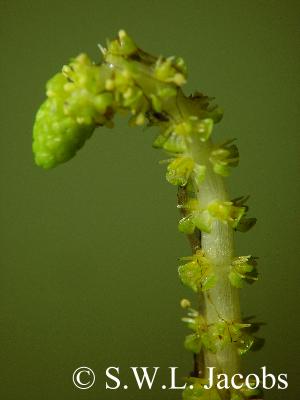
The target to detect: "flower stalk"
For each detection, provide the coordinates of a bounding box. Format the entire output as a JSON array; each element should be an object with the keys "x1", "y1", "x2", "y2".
[{"x1": 32, "y1": 30, "x2": 261, "y2": 400}]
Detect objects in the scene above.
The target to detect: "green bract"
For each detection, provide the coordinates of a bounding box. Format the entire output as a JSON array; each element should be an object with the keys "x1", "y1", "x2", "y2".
[
  {"x1": 232, "y1": 196, "x2": 257, "y2": 232},
  {"x1": 229, "y1": 256, "x2": 258, "y2": 288},
  {"x1": 209, "y1": 139, "x2": 239, "y2": 177},
  {"x1": 178, "y1": 250, "x2": 216, "y2": 292}
]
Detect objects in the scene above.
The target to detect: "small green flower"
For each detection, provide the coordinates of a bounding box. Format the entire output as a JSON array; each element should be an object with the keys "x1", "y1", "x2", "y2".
[
  {"x1": 210, "y1": 139, "x2": 239, "y2": 177},
  {"x1": 174, "y1": 117, "x2": 213, "y2": 142},
  {"x1": 207, "y1": 200, "x2": 245, "y2": 229},
  {"x1": 229, "y1": 256, "x2": 258, "y2": 288},
  {"x1": 178, "y1": 199, "x2": 246, "y2": 234},
  {"x1": 107, "y1": 29, "x2": 138, "y2": 56},
  {"x1": 178, "y1": 199, "x2": 212, "y2": 234},
  {"x1": 201, "y1": 321, "x2": 232, "y2": 353},
  {"x1": 166, "y1": 156, "x2": 195, "y2": 186},
  {"x1": 178, "y1": 250, "x2": 216, "y2": 292},
  {"x1": 154, "y1": 56, "x2": 187, "y2": 86}
]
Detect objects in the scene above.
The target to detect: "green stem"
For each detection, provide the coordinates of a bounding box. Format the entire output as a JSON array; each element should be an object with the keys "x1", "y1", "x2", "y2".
[
  {"x1": 190, "y1": 139, "x2": 241, "y2": 378},
  {"x1": 107, "y1": 53, "x2": 242, "y2": 379}
]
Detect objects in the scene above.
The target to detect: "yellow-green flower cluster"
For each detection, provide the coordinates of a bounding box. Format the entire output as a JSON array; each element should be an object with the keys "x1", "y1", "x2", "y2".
[
  {"x1": 178, "y1": 199, "x2": 246, "y2": 234},
  {"x1": 166, "y1": 156, "x2": 206, "y2": 187},
  {"x1": 103, "y1": 66, "x2": 148, "y2": 126},
  {"x1": 182, "y1": 304, "x2": 255, "y2": 357},
  {"x1": 33, "y1": 31, "x2": 195, "y2": 169}
]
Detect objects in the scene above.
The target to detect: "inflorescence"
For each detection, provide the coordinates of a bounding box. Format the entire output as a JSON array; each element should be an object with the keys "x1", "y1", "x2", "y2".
[{"x1": 33, "y1": 30, "x2": 262, "y2": 400}]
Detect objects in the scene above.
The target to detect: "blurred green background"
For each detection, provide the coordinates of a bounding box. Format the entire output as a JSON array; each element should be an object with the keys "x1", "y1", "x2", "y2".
[{"x1": 1, "y1": 0, "x2": 299, "y2": 398}]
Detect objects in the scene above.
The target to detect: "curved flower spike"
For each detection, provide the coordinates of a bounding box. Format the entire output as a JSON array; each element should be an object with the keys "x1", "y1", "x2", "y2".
[{"x1": 32, "y1": 31, "x2": 261, "y2": 395}]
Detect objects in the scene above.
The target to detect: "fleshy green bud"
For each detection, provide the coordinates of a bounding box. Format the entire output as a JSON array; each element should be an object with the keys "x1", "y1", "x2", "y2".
[
  {"x1": 33, "y1": 54, "x2": 117, "y2": 168},
  {"x1": 33, "y1": 98, "x2": 95, "y2": 169}
]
